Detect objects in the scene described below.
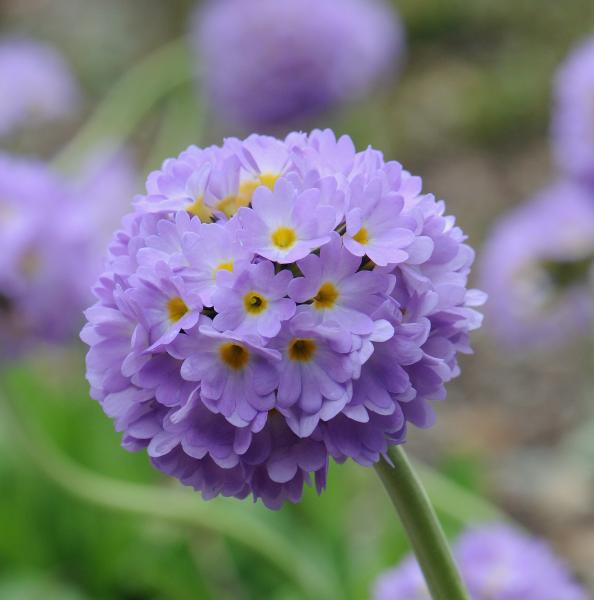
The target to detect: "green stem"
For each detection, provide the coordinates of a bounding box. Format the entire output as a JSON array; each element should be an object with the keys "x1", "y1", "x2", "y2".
[
  {"x1": 1, "y1": 394, "x2": 335, "y2": 600},
  {"x1": 374, "y1": 446, "x2": 470, "y2": 600},
  {"x1": 54, "y1": 37, "x2": 193, "y2": 172}
]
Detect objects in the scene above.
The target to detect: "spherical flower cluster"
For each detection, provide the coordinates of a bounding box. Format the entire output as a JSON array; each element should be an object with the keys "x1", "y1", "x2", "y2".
[
  {"x1": 373, "y1": 524, "x2": 587, "y2": 600},
  {"x1": 81, "y1": 130, "x2": 483, "y2": 509},
  {"x1": 479, "y1": 181, "x2": 594, "y2": 350},
  {"x1": 552, "y1": 34, "x2": 594, "y2": 185},
  {"x1": 192, "y1": 0, "x2": 403, "y2": 129},
  {"x1": 0, "y1": 36, "x2": 80, "y2": 137},
  {"x1": 0, "y1": 150, "x2": 136, "y2": 355}
]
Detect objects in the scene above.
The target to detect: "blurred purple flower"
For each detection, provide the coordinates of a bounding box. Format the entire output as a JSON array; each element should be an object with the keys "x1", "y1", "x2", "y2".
[
  {"x1": 81, "y1": 130, "x2": 483, "y2": 509},
  {"x1": 479, "y1": 181, "x2": 594, "y2": 350},
  {"x1": 552, "y1": 35, "x2": 594, "y2": 185},
  {"x1": 373, "y1": 524, "x2": 587, "y2": 600},
  {"x1": 0, "y1": 150, "x2": 136, "y2": 355},
  {"x1": 192, "y1": 0, "x2": 404, "y2": 129},
  {"x1": 0, "y1": 155, "x2": 78, "y2": 351},
  {"x1": 373, "y1": 555, "x2": 429, "y2": 599},
  {"x1": 0, "y1": 36, "x2": 80, "y2": 137}
]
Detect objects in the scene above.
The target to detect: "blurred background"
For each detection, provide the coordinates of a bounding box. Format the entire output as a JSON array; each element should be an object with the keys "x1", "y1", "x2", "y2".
[{"x1": 1, "y1": 0, "x2": 593, "y2": 598}]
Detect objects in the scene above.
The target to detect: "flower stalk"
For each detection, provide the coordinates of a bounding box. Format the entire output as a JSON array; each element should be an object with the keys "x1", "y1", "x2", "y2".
[{"x1": 374, "y1": 445, "x2": 470, "y2": 600}]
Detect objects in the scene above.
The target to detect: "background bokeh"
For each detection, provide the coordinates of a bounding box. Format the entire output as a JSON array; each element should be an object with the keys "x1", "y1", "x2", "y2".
[{"x1": 1, "y1": 1, "x2": 593, "y2": 598}]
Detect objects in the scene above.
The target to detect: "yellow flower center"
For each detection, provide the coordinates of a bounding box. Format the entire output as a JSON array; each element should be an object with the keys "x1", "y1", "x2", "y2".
[
  {"x1": 212, "y1": 174, "x2": 280, "y2": 218},
  {"x1": 259, "y1": 173, "x2": 280, "y2": 190},
  {"x1": 313, "y1": 281, "x2": 339, "y2": 310},
  {"x1": 212, "y1": 261, "x2": 234, "y2": 280},
  {"x1": 217, "y1": 261, "x2": 234, "y2": 272},
  {"x1": 352, "y1": 226, "x2": 370, "y2": 245},
  {"x1": 216, "y1": 190, "x2": 251, "y2": 218},
  {"x1": 219, "y1": 342, "x2": 250, "y2": 370},
  {"x1": 271, "y1": 226, "x2": 297, "y2": 250},
  {"x1": 187, "y1": 173, "x2": 281, "y2": 220},
  {"x1": 237, "y1": 180, "x2": 260, "y2": 204},
  {"x1": 167, "y1": 297, "x2": 189, "y2": 323},
  {"x1": 239, "y1": 173, "x2": 280, "y2": 204},
  {"x1": 186, "y1": 197, "x2": 213, "y2": 222},
  {"x1": 243, "y1": 291, "x2": 268, "y2": 315},
  {"x1": 215, "y1": 196, "x2": 242, "y2": 219},
  {"x1": 288, "y1": 338, "x2": 317, "y2": 362}
]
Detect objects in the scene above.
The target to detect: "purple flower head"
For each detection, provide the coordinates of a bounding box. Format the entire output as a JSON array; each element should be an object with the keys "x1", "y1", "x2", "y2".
[
  {"x1": 183, "y1": 221, "x2": 253, "y2": 305},
  {"x1": 136, "y1": 210, "x2": 202, "y2": 272},
  {"x1": 226, "y1": 134, "x2": 294, "y2": 185},
  {"x1": 193, "y1": 0, "x2": 404, "y2": 129},
  {"x1": 82, "y1": 131, "x2": 482, "y2": 508},
  {"x1": 552, "y1": 35, "x2": 594, "y2": 185},
  {"x1": 0, "y1": 150, "x2": 135, "y2": 355},
  {"x1": 149, "y1": 399, "x2": 327, "y2": 509},
  {"x1": 373, "y1": 524, "x2": 588, "y2": 600},
  {"x1": 174, "y1": 321, "x2": 280, "y2": 431},
  {"x1": 127, "y1": 262, "x2": 202, "y2": 350},
  {"x1": 271, "y1": 312, "x2": 355, "y2": 437},
  {"x1": 212, "y1": 260, "x2": 296, "y2": 338},
  {"x1": 344, "y1": 176, "x2": 416, "y2": 266},
  {"x1": 237, "y1": 179, "x2": 336, "y2": 263},
  {"x1": 0, "y1": 36, "x2": 80, "y2": 136},
  {"x1": 289, "y1": 233, "x2": 394, "y2": 334},
  {"x1": 480, "y1": 181, "x2": 594, "y2": 350}
]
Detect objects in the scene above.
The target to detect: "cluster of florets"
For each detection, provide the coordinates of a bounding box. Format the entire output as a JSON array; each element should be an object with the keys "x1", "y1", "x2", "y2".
[
  {"x1": 480, "y1": 182, "x2": 594, "y2": 349},
  {"x1": 373, "y1": 524, "x2": 587, "y2": 600},
  {"x1": 193, "y1": 0, "x2": 403, "y2": 129},
  {"x1": 0, "y1": 150, "x2": 135, "y2": 354},
  {"x1": 82, "y1": 130, "x2": 483, "y2": 509},
  {"x1": 0, "y1": 35, "x2": 80, "y2": 137}
]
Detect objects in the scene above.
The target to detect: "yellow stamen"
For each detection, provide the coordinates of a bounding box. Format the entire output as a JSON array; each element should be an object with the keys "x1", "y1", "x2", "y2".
[
  {"x1": 352, "y1": 226, "x2": 369, "y2": 245},
  {"x1": 271, "y1": 226, "x2": 297, "y2": 250},
  {"x1": 313, "y1": 281, "x2": 339, "y2": 310},
  {"x1": 259, "y1": 173, "x2": 280, "y2": 190},
  {"x1": 167, "y1": 297, "x2": 189, "y2": 323},
  {"x1": 215, "y1": 193, "x2": 251, "y2": 218},
  {"x1": 219, "y1": 342, "x2": 250, "y2": 370},
  {"x1": 186, "y1": 197, "x2": 213, "y2": 222},
  {"x1": 288, "y1": 338, "x2": 317, "y2": 362},
  {"x1": 237, "y1": 180, "x2": 260, "y2": 205},
  {"x1": 216, "y1": 261, "x2": 234, "y2": 272},
  {"x1": 194, "y1": 173, "x2": 282, "y2": 220},
  {"x1": 235, "y1": 173, "x2": 281, "y2": 209},
  {"x1": 212, "y1": 261, "x2": 234, "y2": 280},
  {"x1": 243, "y1": 291, "x2": 268, "y2": 315}
]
